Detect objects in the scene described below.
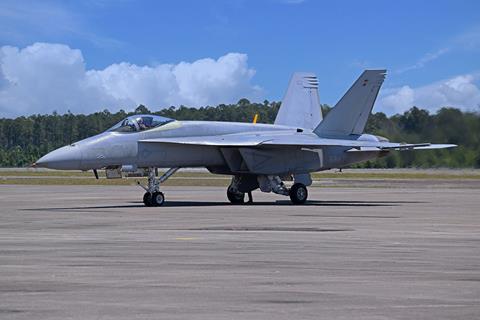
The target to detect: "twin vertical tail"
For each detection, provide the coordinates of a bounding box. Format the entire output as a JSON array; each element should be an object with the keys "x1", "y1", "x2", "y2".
[
  {"x1": 314, "y1": 70, "x2": 386, "y2": 137},
  {"x1": 274, "y1": 72, "x2": 323, "y2": 130}
]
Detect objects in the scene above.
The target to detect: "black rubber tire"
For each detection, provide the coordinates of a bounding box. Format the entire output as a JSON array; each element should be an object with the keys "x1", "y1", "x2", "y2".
[
  {"x1": 151, "y1": 192, "x2": 165, "y2": 206},
  {"x1": 289, "y1": 183, "x2": 308, "y2": 204},
  {"x1": 143, "y1": 192, "x2": 153, "y2": 207},
  {"x1": 227, "y1": 188, "x2": 245, "y2": 204}
]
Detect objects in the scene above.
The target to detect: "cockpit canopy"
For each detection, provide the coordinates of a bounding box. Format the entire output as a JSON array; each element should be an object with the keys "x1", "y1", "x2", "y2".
[{"x1": 108, "y1": 115, "x2": 174, "y2": 133}]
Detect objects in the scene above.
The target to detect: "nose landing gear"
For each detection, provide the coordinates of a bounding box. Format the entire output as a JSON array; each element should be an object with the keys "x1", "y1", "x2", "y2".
[
  {"x1": 138, "y1": 167, "x2": 178, "y2": 207},
  {"x1": 143, "y1": 191, "x2": 165, "y2": 207}
]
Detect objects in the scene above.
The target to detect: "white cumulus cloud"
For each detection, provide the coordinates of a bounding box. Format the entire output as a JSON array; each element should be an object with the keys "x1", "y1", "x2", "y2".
[
  {"x1": 377, "y1": 73, "x2": 480, "y2": 115},
  {"x1": 0, "y1": 42, "x2": 263, "y2": 117}
]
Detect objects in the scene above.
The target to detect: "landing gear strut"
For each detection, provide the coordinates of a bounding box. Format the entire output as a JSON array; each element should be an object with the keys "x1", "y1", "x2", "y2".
[
  {"x1": 264, "y1": 176, "x2": 308, "y2": 204},
  {"x1": 138, "y1": 167, "x2": 179, "y2": 207}
]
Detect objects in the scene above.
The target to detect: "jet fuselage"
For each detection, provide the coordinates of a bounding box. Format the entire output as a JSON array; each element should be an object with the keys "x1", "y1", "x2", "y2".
[{"x1": 35, "y1": 120, "x2": 296, "y2": 170}]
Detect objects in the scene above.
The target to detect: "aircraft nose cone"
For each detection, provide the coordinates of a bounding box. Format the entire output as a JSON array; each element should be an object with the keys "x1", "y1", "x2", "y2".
[{"x1": 35, "y1": 145, "x2": 83, "y2": 170}]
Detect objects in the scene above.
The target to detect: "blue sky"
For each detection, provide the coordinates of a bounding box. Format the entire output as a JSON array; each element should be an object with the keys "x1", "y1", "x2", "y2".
[{"x1": 1, "y1": 0, "x2": 480, "y2": 117}]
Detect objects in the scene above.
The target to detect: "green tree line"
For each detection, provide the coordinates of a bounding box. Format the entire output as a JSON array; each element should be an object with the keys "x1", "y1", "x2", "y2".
[{"x1": 0, "y1": 99, "x2": 478, "y2": 168}]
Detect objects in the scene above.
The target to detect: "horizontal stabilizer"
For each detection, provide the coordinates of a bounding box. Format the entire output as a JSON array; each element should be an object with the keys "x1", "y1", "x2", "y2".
[
  {"x1": 399, "y1": 144, "x2": 457, "y2": 150},
  {"x1": 346, "y1": 143, "x2": 457, "y2": 152}
]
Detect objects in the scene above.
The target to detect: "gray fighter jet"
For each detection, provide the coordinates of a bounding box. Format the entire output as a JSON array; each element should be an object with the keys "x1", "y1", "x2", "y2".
[{"x1": 35, "y1": 70, "x2": 456, "y2": 206}]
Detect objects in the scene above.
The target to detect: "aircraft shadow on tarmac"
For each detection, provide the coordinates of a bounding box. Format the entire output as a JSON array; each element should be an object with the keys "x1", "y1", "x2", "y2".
[
  {"x1": 159, "y1": 200, "x2": 411, "y2": 207},
  {"x1": 23, "y1": 200, "x2": 425, "y2": 211}
]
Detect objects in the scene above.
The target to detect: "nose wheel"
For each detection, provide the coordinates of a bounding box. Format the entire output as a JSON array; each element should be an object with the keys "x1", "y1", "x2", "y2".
[
  {"x1": 143, "y1": 191, "x2": 165, "y2": 207},
  {"x1": 143, "y1": 192, "x2": 153, "y2": 207},
  {"x1": 139, "y1": 167, "x2": 179, "y2": 207}
]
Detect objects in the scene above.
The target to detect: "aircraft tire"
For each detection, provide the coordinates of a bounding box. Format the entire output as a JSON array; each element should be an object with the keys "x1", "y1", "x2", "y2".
[
  {"x1": 143, "y1": 192, "x2": 153, "y2": 207},
  {"x1": 289, "y1": 183, "x2": 308, "y2": 204},
  {"x1": 151, "y1": 192, "x2": 165, "y2": 206},
  {"x1": 227, "y1": 188, "x2": 245, "y2": 204}
]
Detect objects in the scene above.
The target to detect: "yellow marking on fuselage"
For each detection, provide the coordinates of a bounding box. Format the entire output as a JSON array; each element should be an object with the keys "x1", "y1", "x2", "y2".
[{"x1": 175, "y1": 237, "x2": 197, "y2": 241}]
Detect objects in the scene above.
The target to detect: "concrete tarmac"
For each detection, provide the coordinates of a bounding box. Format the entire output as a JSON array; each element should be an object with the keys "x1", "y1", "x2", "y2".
[{"x1": 0, "y1": 184, "x2": 479, "y2": 319}]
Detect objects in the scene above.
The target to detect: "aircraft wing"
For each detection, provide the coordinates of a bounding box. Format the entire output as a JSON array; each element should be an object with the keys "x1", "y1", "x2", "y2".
[
  {"x1": 140, "y1": 135, "x2": 271, "y2": 146},
  {"x1": 140, "y1": 132, "x2": 457, "y2": 150}
]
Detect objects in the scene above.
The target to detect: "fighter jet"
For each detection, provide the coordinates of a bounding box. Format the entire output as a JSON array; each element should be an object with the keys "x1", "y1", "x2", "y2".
[{"x1": 34, "y1": 70, "x2": 456, "y2": 206}]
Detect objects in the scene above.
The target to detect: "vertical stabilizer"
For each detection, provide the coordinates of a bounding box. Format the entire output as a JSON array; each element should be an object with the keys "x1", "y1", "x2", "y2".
[
  {"x1": 314, "y1": 70, "x2": 386, "y2": 137},
  {"x1": 274, "y1": 72, "x2": 323, "y2": 130}
]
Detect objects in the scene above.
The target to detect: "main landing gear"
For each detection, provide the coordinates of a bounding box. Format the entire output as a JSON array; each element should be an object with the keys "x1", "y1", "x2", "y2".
[
  {"x1": 227, "y1": 175, "x2": 309, "y2": 205},
  {"x1": 289, "y1": 183, "x2": 308, "y2": 204},
  {"x1": 138, "y1": 167, "x2": 179, "y2": 207},
  {"x1": 227, "y1": 186, "x2": 245, "y2": 204}
]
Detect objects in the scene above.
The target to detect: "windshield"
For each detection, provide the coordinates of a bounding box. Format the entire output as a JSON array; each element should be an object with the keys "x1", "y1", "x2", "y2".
[{"x1": 108, "y1": 115, "x2": 174, "y2": 133}]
